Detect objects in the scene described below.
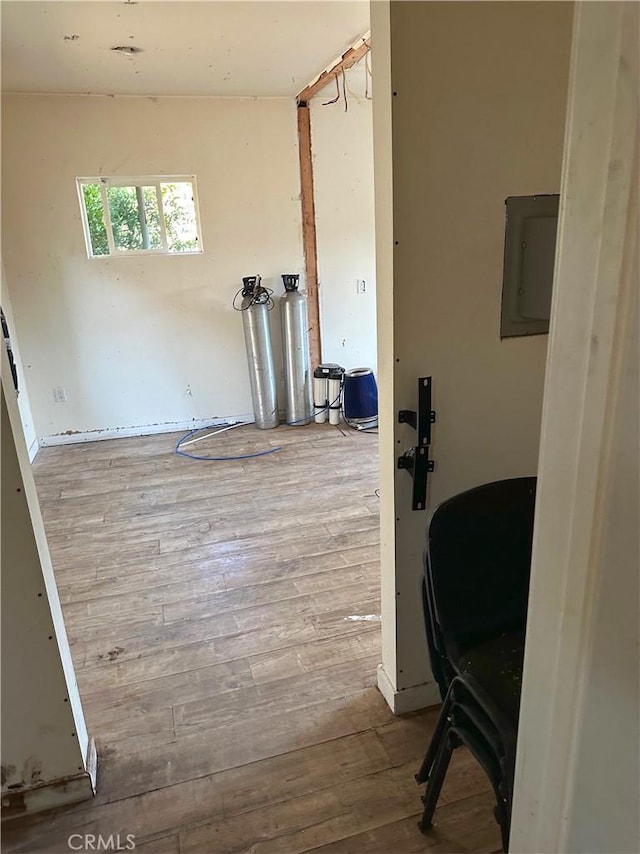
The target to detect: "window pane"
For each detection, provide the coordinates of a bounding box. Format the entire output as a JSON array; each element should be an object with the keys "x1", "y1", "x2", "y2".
[
  {"x1": 82, "y1": 184, "x2": 109, "y2": 256},
  {"x1": 161, "y1": 182, "x2": 199, "y2": 252},
  {"x1": 142, "y1": 186, "x2": 163, "y2": 250},
  {"x1": 107, "y1": 186, "x2": 143, "y2": 251},
  {"x1": 78, "y1": 176, "x2": 202, "y2": 257}
]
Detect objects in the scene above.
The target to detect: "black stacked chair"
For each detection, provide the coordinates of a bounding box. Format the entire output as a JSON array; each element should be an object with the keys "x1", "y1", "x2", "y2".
[{"x1": 416, "y1": 477, "x2": 537, "y2": 852}]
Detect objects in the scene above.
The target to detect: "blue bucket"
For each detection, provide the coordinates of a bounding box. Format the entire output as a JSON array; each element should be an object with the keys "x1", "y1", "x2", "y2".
[{"x1": 343, "y1": 368, "x2": 378, "y2": 424}]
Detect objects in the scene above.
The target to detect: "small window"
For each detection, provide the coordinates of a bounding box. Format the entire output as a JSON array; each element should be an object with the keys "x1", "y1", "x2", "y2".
[{"x1": 77, "y1": 176, "x2": 202, "y2": 258}]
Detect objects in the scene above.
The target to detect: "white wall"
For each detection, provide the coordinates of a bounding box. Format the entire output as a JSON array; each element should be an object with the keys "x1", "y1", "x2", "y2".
[
  {"x1": 1, "y1": 263, "x2": 38, "y2": 458},
  {"x1": 1, "y1": 347, "x2": 94, "y2": 816},
  {"x1": 1, "y1": 95, "x2": 304, "y2": 442},
  {"x1": 371, "y1": 0, "x2": 573, "y2": 710},
  {"x1": 310, "y1": 65, "x2": 377, "y2": 373}
]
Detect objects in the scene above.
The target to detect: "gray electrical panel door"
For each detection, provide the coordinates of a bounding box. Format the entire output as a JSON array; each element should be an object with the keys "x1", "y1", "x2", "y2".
[{"x1": 500, "y1": 194, "x2": 559, "y2": 338}]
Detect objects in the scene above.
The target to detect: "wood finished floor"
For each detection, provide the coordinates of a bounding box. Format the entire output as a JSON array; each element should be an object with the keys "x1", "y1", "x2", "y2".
[{"x1": 4, "y1": 424, "x2": 499, "y2": 854}]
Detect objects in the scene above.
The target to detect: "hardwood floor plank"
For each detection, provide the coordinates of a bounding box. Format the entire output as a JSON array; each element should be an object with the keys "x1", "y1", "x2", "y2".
[
  {"x1": 60, "y1": 610, "x2": 170, "y2": 646},
  {"x1": 310, "y1": 599, "x2": 381, "y2": 632},
  {"x1": 83, "y1": 704, "x2": 175, "y2": 744},
  {"x1": 79, "y1": 656, "x2": 253, "y2": 708},
  {"x1": 248, "y1": 629, "x2": 379, "y2": 684},
  {"x1": 374, "y1": 708, "x2": 442, "y2": 767},
  {"x1": 231, "y1": 583, "x2": 380, "y2": 634},
  {"x1": 179, "y1": 753, "x2": 494, "y2": 854},
  {"x1": 339, "y1": 543, "x2": 380, "y2": 566},
  {"x1": 91, "y1": 546, "x2": 278, "y2": 582},
  {"x1": 305, "y1": 793, "x2": 501, "y2": 853},
  {"x1": 77, "y1": 611, "x2": 240, "y2": 672},
  {"x1": 62, "y1": 607, "x2": 165, "y2": 642},
  {"x1": 174, "y1": 653, "x2": 381, "y2": 736},
  {"x1": 59, "y1": 572, "x2": 227, "y2": 618},
  {"x1": 220, "y1": 551, "x2": 346, "y2": 590},
  {"x1": 275, "y1": 527, "x2": 380, "y2": 562},
  {"x1": 161, "y1": 563, "x2": 378, "y2": 626},
  {"x1": 135, "y1": 834, "x2": 180, "y2": 854},
  {"x1": 81, "y1": 637, "x2": 231, "y2": 691},
  {"x1": 95, "y1": 688, "x2": 395, "y2": 803},
  {"x1": 50, "y1": 539, "x2": 161, "y2": 573},
  {"x1": 293, "y1": 561, "x2": 379, "y2": 595},
  {"x1": 179, "y1": 762, "x2": 418, "y2": 854}
]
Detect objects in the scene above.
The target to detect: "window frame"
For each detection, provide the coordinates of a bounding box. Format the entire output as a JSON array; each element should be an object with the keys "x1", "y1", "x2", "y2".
[{"x1": 76, "y1": 175, "x2": 204, "y2": 259}]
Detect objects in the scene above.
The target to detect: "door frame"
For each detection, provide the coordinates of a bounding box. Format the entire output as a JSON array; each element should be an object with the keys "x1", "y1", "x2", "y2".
[{"x1": 511, "y1": 3, "x2": 638, "y2": 850}]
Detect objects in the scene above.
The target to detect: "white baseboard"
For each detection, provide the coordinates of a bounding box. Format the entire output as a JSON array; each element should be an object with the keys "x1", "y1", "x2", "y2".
[
  {"x1": 377, "y1": 663, "x2": 441, "y2": 715},
  {"x1": 27, "y1": 437, "x2": 39, "y2": 462},
  {"x1": 39, "y1": 414, "x2": 255, "y2": 447}
]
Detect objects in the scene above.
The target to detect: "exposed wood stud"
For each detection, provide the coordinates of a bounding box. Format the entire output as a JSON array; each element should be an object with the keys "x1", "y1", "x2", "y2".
[
  {"x1": 297, "y1": 103, "x2": 321, "y2": 370},
  {"x1": 296, "y1": 34, "x2": 371, "y2": 105}
]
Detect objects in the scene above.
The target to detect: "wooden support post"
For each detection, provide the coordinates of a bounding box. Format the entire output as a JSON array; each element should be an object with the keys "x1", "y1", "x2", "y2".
[
  {"x1": 295, "y1": 32, "x2": 371, "y2": 372},
  {"x1": 297, "y1": 101, "x2": 322, "y2": 371}
]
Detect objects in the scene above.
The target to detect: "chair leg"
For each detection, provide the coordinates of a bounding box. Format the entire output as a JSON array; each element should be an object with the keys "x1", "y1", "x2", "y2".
[
  {"x1": 415, "y1": 690, "x2": 453, "y2": 785},
  {"x1": 494, "y1": 799, "x2": 510, "y2": 853},
  {"x1": 418, "y1": 732, "x2": 454, "y2": 833}
]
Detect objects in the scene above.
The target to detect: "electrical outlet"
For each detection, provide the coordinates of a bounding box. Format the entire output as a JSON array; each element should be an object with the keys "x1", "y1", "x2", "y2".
[
  {"x1": 53, "y1": 386, "x2": 67, "y2": 403},
  {"x1": 356, "y1": 279, "x2": 367, "y2": 294}
]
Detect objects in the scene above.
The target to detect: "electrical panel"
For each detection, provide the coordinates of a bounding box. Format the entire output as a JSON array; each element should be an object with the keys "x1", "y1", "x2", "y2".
[{"x1": 500, "y1": 194, "x2": 559, "y2": 338}]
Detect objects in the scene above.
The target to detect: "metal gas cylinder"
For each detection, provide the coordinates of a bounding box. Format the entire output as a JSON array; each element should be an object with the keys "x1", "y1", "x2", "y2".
[
  {"x1": 280, "y1": 275, "x2": 312, "y2": 425},
  {"x1": 240, "y1": 276, "x2": 279, "y2": 429}
]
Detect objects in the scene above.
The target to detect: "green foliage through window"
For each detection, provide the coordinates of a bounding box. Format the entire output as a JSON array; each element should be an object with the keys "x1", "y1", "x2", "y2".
[
  {"x1": 78, "y1": 177, "x2": 201, "y2": 257},
  {"x1": 82, "y1": 184, "x2": 109, "y2": 256}
]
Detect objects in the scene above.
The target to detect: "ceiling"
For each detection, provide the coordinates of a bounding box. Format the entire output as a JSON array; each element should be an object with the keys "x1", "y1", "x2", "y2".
[{"x1": 1, "y1": 1, "x2": 369, "y2": 97}]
